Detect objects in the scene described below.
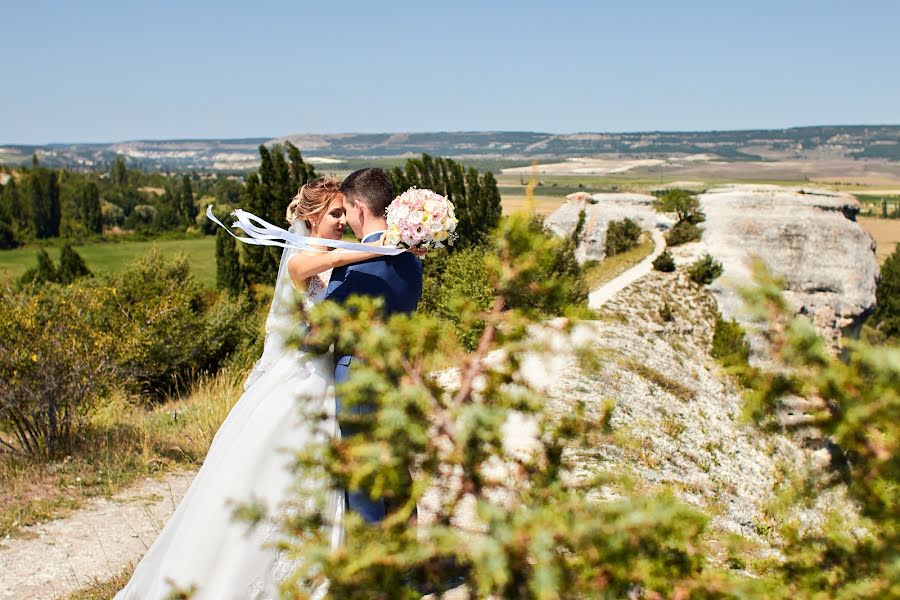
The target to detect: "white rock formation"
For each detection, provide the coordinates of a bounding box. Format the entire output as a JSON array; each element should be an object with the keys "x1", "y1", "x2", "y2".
[
  {"x1": 696, "y1": 185, "x2": 879, "y2": 349},
  {"x1": 544, "y1": 193, "x2": 673, "y2": 263}
]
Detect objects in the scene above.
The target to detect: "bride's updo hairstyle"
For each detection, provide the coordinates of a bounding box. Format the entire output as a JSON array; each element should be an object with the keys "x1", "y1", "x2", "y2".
[{"x1": 286, "y1": 177, "x2": 343, "y2": 227}]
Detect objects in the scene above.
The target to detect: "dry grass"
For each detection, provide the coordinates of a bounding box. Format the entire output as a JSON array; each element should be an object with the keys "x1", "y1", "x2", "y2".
[
  {"x1": 500, "y1": 193, "x2": 567, "y2": 215},
  {"x1": 582, "y1": 236, "x2": 655, "y2": 290},
  {"x1": 0, "y1": 368, "x2": 245, "y2": 538},
  {"x1": 64, "y1": 564, "x2": 135, "y2": 600},
  {"x1": 858, "y1": 216, "x2": 900, "y2": 263},
  {"x1": 620, "y1": 357, "x2": 696, "y2": 402}
]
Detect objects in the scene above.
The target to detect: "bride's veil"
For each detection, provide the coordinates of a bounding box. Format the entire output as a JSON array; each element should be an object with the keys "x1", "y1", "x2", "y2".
[{"x1": 243, "y1": 219, "x2": 310, "y2": 391}]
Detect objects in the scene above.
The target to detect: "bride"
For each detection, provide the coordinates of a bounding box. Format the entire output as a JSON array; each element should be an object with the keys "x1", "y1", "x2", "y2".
[{"x1": 115, "y1": 178, "x2": 387, "y2": 600}]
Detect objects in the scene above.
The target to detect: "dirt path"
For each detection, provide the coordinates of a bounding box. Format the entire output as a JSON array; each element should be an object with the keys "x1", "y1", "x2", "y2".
[
  {"x1": 0, "y1": 470, "x2": 196, "y2": 599},
  {"x1": 588, "y1": 228, "x2": 666, "y2": 308}
]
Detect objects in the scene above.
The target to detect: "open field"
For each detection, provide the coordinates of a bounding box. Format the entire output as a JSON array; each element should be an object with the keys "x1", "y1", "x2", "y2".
[
  {"x1": 500, "y1": 194, "x2": 567, "y2": 215},
  {"x1": 0, "y1": 237, "x2": 217, "y2": 287},
  {"x1": 859, "y1": 216, "x2": 900, "y2": 263}
]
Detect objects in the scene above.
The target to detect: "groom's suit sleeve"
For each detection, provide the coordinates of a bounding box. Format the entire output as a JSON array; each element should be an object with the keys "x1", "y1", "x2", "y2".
[{"x1": 325, "y1": 262, "x2": 390, "y2": 305}]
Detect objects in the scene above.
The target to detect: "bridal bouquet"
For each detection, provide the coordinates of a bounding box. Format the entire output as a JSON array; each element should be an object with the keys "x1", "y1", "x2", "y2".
[{"x1": 384, "y1": 188, "x2": 458, "y2": 250}]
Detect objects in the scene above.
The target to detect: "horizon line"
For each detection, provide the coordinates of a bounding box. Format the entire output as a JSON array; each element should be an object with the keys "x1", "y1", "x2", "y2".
[{"x1": 2, "y1": 123, "x2": 899, "y2": 148}]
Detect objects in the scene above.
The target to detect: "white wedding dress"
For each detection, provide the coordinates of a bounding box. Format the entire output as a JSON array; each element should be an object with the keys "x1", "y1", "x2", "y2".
[{"x1": 116, "y1": 225, "x2": 342, "y2": 600}]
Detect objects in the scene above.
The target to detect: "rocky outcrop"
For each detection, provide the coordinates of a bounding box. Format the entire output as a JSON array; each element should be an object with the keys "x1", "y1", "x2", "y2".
[
  {"x1": 547, "y1": 184, "x2": 880, "y2": 349},
  {"x1": 694, "y1": 185, "x2": 879, "y2": 350},
  {"x1": 544, "y1": 192, "x2": 672, "y2": 263}
]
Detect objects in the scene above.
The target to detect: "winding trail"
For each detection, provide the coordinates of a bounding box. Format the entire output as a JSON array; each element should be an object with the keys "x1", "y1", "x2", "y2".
[
  {"x1": 588, "y1": 227, "x2": 666, "y2": 309},
  {"x1": 0, "y1": 228, "x2": 664, "y2": 600}
]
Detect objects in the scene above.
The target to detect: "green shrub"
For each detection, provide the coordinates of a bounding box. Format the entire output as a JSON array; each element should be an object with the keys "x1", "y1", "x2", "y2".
[
  {"x1": 0, "y1": 284, "x2": 116, "y2": 456},
  {"x1": 420, "y1": 215, "x2": 588, "y2": 349},
  {"x1": 604, "y1": 218, "x2": 641, "y2": 256},
  {"x1": 425, "y1": 247, "x2": 494, "y2": 351},
  {"x1": 652, "y1": 249, "x2": 676, "y2": 272},
  {"x1": 91, "y1": 250, "x2": 256, "y2": 397},
  {"x1": 870, "y1": 243, "x2": 900, "y2": 340},
  {"x1": 499, "y1": 214, "x2": 587, "y2": 316},
  {"x1": 688, "y1": 253, "x2": 724, "y2": 285},
  {"x1": 57, "y1": 244, "x2": 92, "y2": 284},
  {"x1": 711, "y1": 315, "x2": 750, "y2": 369},
  {"x1": 18, "y1": 248, "x2": 59, "y2": 286},
  {"x1": 652, "y1": 189, "x2": 705, "y2": 223},
  {"x1": 666, "y1": 220, "x2": 702, "y2": 246},
  {"x1": 572, "y1": 208, "x2": 586, "y2": 242}
]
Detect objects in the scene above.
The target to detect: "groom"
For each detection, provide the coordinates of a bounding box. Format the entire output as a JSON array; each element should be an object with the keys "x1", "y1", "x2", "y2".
[{"x1": 325, "y1": 167, "x2": 423, "y2": 524}]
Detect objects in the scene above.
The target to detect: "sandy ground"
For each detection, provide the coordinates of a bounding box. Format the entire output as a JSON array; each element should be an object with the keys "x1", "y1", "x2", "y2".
[
  {"x1": 500, "y1": 194, "x2": 566, "y2": 215},
  {"x1": 0, "y1": 471, "x2": 195, "y2": 600},
  {"x1": 859, "y1": 217, "x2": 900, "y2": 263},
  {"x1": 502, "y1": 158, "x2": 667, "y2": 176}
]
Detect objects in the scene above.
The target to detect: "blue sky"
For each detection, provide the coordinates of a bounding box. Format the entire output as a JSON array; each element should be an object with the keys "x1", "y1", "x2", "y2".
[{"x1": 2, "y1": 0, "x2": 898, "y2": 143}]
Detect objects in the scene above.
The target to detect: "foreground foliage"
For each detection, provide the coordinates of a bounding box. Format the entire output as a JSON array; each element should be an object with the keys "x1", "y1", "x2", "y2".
[
  {"x1": 272, "y1": 214, "x2": 746, "y2": 599},
  {"x1": 0, "y1": 251, "x2": 259, "y2": 456},
  {"x1": 739, "y1": 263, "x2": 899, "y2": 599}
]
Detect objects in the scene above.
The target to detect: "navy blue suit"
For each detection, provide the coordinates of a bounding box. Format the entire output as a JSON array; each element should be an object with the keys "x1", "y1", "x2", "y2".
[{"x1": 325, "y1": 231, "x2": 423, "y2": 523}]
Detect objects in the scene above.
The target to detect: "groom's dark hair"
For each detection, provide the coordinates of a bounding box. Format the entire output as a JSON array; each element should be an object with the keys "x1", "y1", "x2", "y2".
[{"x1": 341, "y1": 168, "x2": 394, "y2": 216}]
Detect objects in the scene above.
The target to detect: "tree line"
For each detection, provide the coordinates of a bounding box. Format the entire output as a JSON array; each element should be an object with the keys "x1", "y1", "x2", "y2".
[
  {"x1": 215, "y1": 152, "x2": 503, "y2": 296},
  {"x1": 0, "y1": 155, "x2": 250, "y2": 249}
]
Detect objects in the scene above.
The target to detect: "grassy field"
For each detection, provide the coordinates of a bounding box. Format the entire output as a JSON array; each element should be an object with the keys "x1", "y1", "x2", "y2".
[
  {"x1": 859, "y1": 216, "x2": 900, "y2": 263},
  {"x1": 0, "y1": 237, "x2": 217, "y2": 287}
]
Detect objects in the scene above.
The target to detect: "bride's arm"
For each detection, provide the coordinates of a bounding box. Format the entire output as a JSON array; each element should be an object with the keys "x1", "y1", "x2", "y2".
[{"x1": 287, "y1": 247, "x2": 382, "y2": 285}]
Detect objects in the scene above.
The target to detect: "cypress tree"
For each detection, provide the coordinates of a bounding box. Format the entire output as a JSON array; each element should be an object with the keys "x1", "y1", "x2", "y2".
[
  {"x1": 285, "y1": 141, "x2": 316, "y2": 192},
  {"x1": 0, "y1": 221, "x2": 17, "y2": 249},
  {"x1": 57, "y1": 244, "x2": 92, "y2": 283},
  {"x1": 390, "y1": 167, "x2": 408, "y2": 195},
  {"x1": 458, "y1": 167, "x2": 481, "y2": 246},
  {"x1": 241, "y1": 160, "x2": 278, "y2": 285},
  {"x1": 46, "y1": 171, "x2": 61, "y2": 238},
  {"x1": 30, "y1": 169, "x2": 50, "y2": 238},
  {"x1": 2, "y1": 177, "x2": 26, "y2": 233},
  {"x1": 269, "y1": 145, "x2": 292, "y2": 222},
  {"x1": 420, "y1": 154, "x2": 436, "y2": 191},
  {"x1": 215, "y1": 227, "x2": 244, "y2": 295},
  {"x1": 405, "y1": 159, "x2": 422, "y2": 189},
  {"x1": 111, "y1": 155, "x2": 128, "y2": 186},
  {"x1": 180, "y1": 175, "x2": 196, "y2": 224},
  {"x1": 449, "y1": 162, "x2": 466, "y2": 205},
  {"x1": 78, "y1": 181, "x2": 103, "y2": 234},
  {"x1": 479, "y1": 171, "x2": 502, "y2": 231}
]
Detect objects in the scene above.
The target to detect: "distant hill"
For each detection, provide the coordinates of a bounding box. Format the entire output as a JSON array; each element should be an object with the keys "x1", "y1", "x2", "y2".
[{"x1": 2, "y1": 125, "x2": 898, "y2": 171}]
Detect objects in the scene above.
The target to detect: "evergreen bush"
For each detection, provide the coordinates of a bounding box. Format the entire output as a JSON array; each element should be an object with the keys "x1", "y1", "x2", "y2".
[
  {"x1": 666, "y1": 220, "x2": 702, "y2": 246},
  {"x1": 57, "y1": 244, "x2": 92, "y2": 283},
  {"x1": 604, "y1": 218, "x2": 641, "y2": 256},
  {"x1": 870, "y1": 243, "x2": 900, "y2": 340},
  {"x1": 652, "y1": 249, "x2": 676, "y2": 272},
  {"x1": 688, "y1": 253, "x2": 724, "y2": 284}
]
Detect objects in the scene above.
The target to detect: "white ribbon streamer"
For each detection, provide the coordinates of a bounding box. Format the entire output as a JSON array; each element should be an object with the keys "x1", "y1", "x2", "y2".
[{"x1": 206, "y1": 205, "x2": 404, "y2": 255}]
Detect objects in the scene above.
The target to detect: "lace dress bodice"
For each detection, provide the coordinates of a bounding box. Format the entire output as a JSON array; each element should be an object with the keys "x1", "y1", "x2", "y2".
[{"x1": 304, "y1": 269, "x2": 331, "y2": 307}]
